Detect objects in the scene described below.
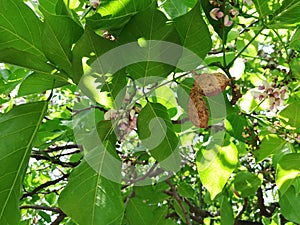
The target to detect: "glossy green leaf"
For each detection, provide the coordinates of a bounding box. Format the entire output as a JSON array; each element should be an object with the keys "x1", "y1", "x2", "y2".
[
  {"x1": 279, "y1": 100, "x2": 300, "y2": 132},
  {"x1": 71, "y1": 28, "x2": 118, "y2": 83},
  {"x1": 120, "y1": 5, "x2": 180, "y2": 82},
  {"x1": 269, "y1": 0, "x2": 300, "y2": 28},
  {"x1": 279, "y1": 186, "x2": 300, "y2": 223},
  {"x1": 86, "y1": 0, "x2": 154, "y2": 31},
  {"x1": 42, "y1": 12, "x2": 83, "y2": 76},
  {"x1": 233, "y1": 171, "x2": 262, "y2": 197},
  {"x1": 137, "y1": 102, "x2": 180, "y2": 171},
  {"x1": 0, "y1": 101, "x2": 47, "y2": 224},
  {"x1": 290, "y1": 28, "x2": 300, "y2": 51},
  {"x1": 174, "y1": 3, "x2": 212, "y2": 59},
  {"x1": 0, "y1": 0, "x2": 45, "y2": 59},
  {"x1": 125, "y1": 198, "x2": 154, "y2": 225},
  {"x1": 254, "y1": 134, "x2": 287, "y2": 162},
  {"x1": 196, "y1": 143, "x2": 238, "y2": 199},
  {"x1": 160, "y1": 0, "x2": 197, "y2": 19},
  {"x1": 276, "y1": 153, "x2": 300, "y2": 195},
  {"x1": 58, "y1": 159, "x2": 124, "y2": 225},
  {"x1": 18, "y1": 72, "x2": 70, "y2": 96}
]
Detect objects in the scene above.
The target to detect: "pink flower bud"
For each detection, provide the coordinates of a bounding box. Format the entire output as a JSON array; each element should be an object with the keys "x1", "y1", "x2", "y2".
[
  {"x1": 210, "y1": 8, "x2": 221, "y2": 20},
  {"x1": 90, "y1": 0, "x2": 100, "y2": 9},
  {"x1": 224, "y1": 15, "x2": 233, "y2": 27}
]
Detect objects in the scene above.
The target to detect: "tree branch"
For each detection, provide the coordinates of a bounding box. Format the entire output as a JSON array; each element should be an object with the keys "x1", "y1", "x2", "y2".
[
  {"x1": 45, "y1": 144, "x2": 81, "y2": 153},
  {"x1": 31, "y1": 154, "x2": 80, "y2": 167},
  {"x1": 257, "y1": 187, "x2": 273, "y2": 217},
  {"x1": 20, "y1": 205, "x2": 63, "y2": 214},
  {"x1": 51, "y1": 212, "x2": 66, "y2": 225},
  {"x1": 22, "y1": 174, "x2": 69, "y2": 199}
]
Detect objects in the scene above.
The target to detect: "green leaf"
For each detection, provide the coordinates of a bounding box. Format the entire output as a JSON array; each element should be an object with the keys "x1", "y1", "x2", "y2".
[
  {"x1": 0, "y1": 48, "x2": 55, "y2": 73},
  {"x1": 290, "y1": 58, "x2": 300, "y2": 80},
  {"x1": 233, "y1": 171, "x2": 262, "y2": 197},
  {"x1": 279, "y1": 99, "x2": 300, "y2": 131},
  {"x1": 252, "y1": 0, "x2": 272, "y2": 17},
  {"x1": 219, "y1": 193, "x2": 234, "y2": 225},
  {"x1": 18, "y1": 72, "x2": 70, "y2": 96},
  {"x1": 196, "y1": 143, "x2": 238, "y2": 199},
  {"x1": 71, "y1": 28, "x2": 118, "y2": 83},
  {"x1": 290, "y1": 28, "x2": 300, "y2": 52},
  {"x1": 152, "y1": 206, "x2": 168, "y2": 225},
  {"x1": 0, "y1": 0, "x2": 45, "y2": 59},
  {"x1": 177, "y1": 182, "x2": 195, "y2": 198},
  {"x1": 137, "y1": 102, "x2": 180, "y2": 171},
  {"x1": 254, "y1": 134, "x2": 287, "y2": 162},
  {"x1": 39, "y1": 0, "x2": 70, "y2": 15},
  {"x1": 174, "y1": 3, "x2": 212, "y2": 59},
  {"x1": 269, "y1": 0, "x2": 300, "y2": 28},
  {"x1": 86, "y1": 0, "x2": 154, "y2": 31},
  {"x1": 0, "y1": 101, "x2": 47, "y2": 224},
  {"x1": 125, "y1": 198, "x2": 154, "y2": 225},
  {"x1": 276, "y1": 153, "x2": 300, "y2": 195},
  {"x1": 42, "y1": 12, "x2": 83, "y2": 76},
  {"x1": 58, "y1": 159, "x2": 124, "y2": 225},
  {"x1": 279, "y1": 186, "x2": 300, "y2": 223},
  {"x1": 120, "y1": 5, "x2": 180, "y2": 82},
  {"x1": 159, "y1": 0, "x2": 197, "y2": 19}
]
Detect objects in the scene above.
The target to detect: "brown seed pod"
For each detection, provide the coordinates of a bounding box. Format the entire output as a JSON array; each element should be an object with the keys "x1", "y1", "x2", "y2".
[
  {"x1": 188, "y1": 85, "x2": 209, "y2": 128},
  {"x1": 193, "y1": 73, "x2": 229, "y2": 96},
  {"x1": 188, "y1": 72, "x2": 230, "y2": 128}
]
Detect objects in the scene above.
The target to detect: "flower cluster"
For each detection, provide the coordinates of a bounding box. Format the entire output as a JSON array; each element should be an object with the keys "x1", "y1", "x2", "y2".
[
  {"x1": 209, "y1": 0, "x2": 239, "y2": 27},
  {"x1": 104, "y1": 107, "x2": 138, "y2": 141},
  {"x1": 252, "y1": 79, "x2": 289, "y2": 111}
]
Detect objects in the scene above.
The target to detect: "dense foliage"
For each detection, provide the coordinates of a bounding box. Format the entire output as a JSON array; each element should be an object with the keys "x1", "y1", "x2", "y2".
[{"x1": 0, "y1": 0, "x2": 300, "y2": 224}]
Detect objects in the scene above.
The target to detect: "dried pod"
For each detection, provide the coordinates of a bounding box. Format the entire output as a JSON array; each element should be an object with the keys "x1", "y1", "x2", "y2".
[
  {"x1": 188, "y1": 72, "x2": 229, "y2": 128},
  {"x1": 194, "y1": 73, "x2": 229, "y2": 96},
  {"x1": 188, "y1": 85, "x2": 209, "y2": 128}
]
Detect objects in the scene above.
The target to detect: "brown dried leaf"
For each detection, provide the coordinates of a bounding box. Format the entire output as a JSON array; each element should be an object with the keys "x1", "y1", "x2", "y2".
[
  {"x1": 194, "y1": 73, "x2": 229, "y2": 96},
  {"x1": 188, "y1": 86, "x2": 209, "y2": 128}
]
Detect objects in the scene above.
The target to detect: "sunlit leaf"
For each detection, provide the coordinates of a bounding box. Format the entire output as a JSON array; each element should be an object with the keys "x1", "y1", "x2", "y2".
[
  {"x1": 279, "y1": 99, "x2": 300, "y2": 132},
  {"x1": 196, "y1": 143, "x2": 238, "y2": 199},
  {"x1": 276, "y1": 153, "x2": 300, "y2": 195}
]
